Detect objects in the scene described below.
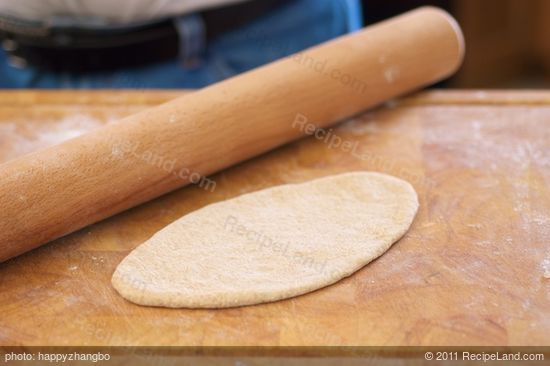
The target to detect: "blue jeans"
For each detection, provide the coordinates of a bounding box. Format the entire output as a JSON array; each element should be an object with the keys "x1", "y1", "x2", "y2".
[{"x1": 0, "y1": 0, "x2": 362, "y2": 89}]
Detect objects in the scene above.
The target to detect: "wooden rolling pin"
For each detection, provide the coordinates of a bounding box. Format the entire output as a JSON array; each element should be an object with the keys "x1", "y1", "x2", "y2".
[{"x1": 0, "y1": 7, "x2": 464, "y2": 262}]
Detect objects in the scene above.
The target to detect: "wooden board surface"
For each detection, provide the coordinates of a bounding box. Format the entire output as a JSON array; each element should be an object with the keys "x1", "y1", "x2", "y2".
[{"x1": 0, "y1": 90, "x2": 549, "y2": 347}]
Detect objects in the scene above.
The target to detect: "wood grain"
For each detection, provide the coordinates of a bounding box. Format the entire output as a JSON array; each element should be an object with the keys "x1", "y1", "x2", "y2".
[{"x1": 0, "y1": 90, "x2": 549, "y2": 347}]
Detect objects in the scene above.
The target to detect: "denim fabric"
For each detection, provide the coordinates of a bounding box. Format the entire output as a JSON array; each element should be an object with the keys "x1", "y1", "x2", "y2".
[{"x1": 0, "y1": 0, "x2": 362, "y2": 88}]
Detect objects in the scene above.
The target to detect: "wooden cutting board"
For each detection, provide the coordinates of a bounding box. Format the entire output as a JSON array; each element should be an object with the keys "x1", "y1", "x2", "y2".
[{"x1": 0, "y1": 90, "x2": 549, "y2": 347}]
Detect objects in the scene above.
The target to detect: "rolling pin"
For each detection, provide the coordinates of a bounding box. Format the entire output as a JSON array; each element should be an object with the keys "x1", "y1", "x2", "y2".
[{"x1": 0, "y1": 7, "x2": 464, "y2": 262}]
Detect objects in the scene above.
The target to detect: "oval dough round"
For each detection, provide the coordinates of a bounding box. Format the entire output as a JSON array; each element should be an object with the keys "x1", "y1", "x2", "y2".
[{"x1": 112, "y1": 172, "x2": 418, "y2": 308}]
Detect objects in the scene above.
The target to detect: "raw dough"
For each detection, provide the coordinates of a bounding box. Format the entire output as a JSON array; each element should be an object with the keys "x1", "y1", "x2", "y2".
[{"x1": 112, "y1": 172, "x2": 418, "y2": 308}]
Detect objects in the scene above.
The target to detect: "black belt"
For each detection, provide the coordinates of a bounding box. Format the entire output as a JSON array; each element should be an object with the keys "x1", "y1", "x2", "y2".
[{"x1": 0, "y1": 0, "x2": 289, "y2": 72}]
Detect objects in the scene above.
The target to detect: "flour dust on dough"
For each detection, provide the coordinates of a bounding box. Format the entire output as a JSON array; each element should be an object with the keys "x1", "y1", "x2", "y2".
[{"x1": 112, "y1": 172, "x2": 418, "y2": 308}]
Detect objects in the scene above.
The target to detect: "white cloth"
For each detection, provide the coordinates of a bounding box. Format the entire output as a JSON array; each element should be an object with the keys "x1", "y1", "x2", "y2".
[{"x1": 0, "y1": 0, "x2": 249, "y2": 25}]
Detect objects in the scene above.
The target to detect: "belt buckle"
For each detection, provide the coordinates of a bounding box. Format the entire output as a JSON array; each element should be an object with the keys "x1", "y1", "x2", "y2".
[{"x1": 1, "y1": 38, "x2": 28, "y2": 69}]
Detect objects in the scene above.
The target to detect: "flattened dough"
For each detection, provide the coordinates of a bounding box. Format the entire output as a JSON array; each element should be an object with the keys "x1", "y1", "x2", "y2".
[{"x1": 112, "y1": 172, "x2": 418, "y2": 308}]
